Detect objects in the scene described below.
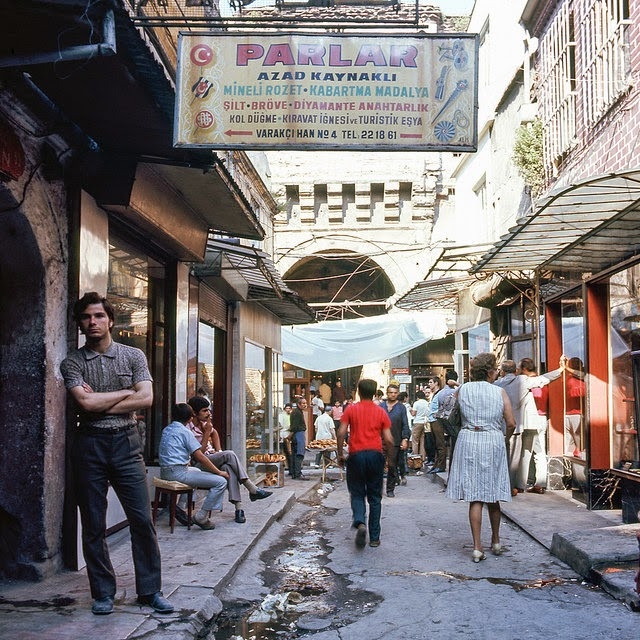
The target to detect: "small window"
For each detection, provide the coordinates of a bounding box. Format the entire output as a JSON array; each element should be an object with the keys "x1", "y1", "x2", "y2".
[
  {"x1": 370, "y1": 183, "x2": 384, "y2": 215},
  {"x1": 314, "y1": 183, "x2": 327, "y2": 217},
  {"x1": 399, "y1": 182, "x2": 412, "y2": 204},
  {"x1": 342, "y1": 183, "x2": 355, "y2": 216},
  {"x1": 285, "y1": 185, "x2": 299, "y2": 216}
]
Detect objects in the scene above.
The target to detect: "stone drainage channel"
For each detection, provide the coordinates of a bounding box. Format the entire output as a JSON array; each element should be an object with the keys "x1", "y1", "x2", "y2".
[
  {"x1": 206, "y1": 484, "x2": 381, "y2": 639},
  {"x1": 203, "y1": 483, "x2": 583, "y2": 639}
]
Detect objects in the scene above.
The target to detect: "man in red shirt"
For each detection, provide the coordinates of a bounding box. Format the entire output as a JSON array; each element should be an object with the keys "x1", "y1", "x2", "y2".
[{"x1": 337, "y1": 379, "x2": 394, "y2": 549}]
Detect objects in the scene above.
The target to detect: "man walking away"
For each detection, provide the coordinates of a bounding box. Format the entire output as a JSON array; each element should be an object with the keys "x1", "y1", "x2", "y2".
[
  {"x1": 60, "y1": 292, "x2": 173, "y2": 615},
  {"x1": 337, "y1": 379, "x2": 394, "y2": 548}
]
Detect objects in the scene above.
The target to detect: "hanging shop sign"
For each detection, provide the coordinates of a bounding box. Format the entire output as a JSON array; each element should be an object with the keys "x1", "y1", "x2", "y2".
[
  {"x1": 174, "y1": 32, "x2": 478, "y2": 152},
  {"x1": 0, "y1": 119, "x2": 26, "y2": 181}
]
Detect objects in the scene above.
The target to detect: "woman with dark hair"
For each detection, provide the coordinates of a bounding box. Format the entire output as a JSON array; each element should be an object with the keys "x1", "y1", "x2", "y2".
[{"x1": 446, "y1": 352, "x2": 516, "y2": 562}]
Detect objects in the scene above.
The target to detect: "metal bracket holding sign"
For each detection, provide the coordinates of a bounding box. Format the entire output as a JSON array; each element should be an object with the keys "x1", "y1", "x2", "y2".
[{"x1": 174, "y1": 32, "x2": 478, "y2": 152}]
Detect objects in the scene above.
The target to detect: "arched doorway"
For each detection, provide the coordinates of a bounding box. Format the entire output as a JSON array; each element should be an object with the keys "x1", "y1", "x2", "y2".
[{"x1": 0, "y1": 200, "x2": 47, "y2": 579}]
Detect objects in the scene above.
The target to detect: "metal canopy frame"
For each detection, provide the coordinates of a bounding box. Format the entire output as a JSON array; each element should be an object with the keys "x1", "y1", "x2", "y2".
[
  {"x1": 194, "y1": 239, "x2": 315, "y2": 324},
  {"x1": 130, "y1": 0, "x2": 435, "y2": 29},
  {"x1": 394, "y1": 243, "x2": 494, "y2": 311},
  {"x1": 470, "y1": 169, "x2": 640, "y2": 276}
]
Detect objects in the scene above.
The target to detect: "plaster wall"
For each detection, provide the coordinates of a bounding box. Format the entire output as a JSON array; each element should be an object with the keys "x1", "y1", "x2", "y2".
[{"x1": 0, "y1": 89, "x2": 69, "y2": 579}]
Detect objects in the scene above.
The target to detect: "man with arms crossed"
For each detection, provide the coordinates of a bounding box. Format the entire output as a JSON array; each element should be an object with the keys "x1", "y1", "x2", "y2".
[
  {"x1": 337, "y1": 379, "x2": 394, "y2": 549},
  {"x1": 60, "y1": 292, "x2": 173, "y2": 615}
]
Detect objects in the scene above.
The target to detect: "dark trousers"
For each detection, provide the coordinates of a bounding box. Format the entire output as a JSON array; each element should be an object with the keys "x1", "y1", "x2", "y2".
[
  {"x1": 431, "y1": 419, "x2": 447, "y2": 470},
  {"x1": 281, "y1": 438, "x2": 293, "y2": 474},
  {"x1": 346, "y1": 450, "x2": 385, "y2": 542},
  {"x1": 73, "y1": 426, "x2": 162, "y2": 599},
  {"x1": 291, "y1": 431, "x2": 306, "y2": 478},
  {"x1": 424, "y1": 430, "x2": 436, "y2": 463},
  {"x1": 386, "y1": 445, "x2": 404, "y2": 493}
]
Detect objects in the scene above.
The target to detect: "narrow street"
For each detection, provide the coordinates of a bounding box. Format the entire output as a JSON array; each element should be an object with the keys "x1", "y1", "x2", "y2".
[{"x1": 212, "y1": 475, "x2": 638, "y2": 639}]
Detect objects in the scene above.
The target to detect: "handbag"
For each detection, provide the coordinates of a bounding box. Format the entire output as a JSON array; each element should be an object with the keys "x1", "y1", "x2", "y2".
[{"x1": 441, "y1": 399, "x2": 462, "y2": 436}]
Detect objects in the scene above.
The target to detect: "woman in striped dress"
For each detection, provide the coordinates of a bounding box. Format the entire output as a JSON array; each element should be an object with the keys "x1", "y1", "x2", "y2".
[{"x1": 446, "y1": 352, "x2": 516, "y2": 562}]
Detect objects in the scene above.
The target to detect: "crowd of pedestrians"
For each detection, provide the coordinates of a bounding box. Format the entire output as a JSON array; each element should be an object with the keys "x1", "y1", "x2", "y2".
[{"x1": 58, "y1": 291, "x2": 591, "y2": 616}]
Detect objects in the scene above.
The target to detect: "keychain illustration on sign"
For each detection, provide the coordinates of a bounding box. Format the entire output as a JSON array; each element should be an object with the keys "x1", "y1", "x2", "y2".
[{"x1": 438, "y1": 39, "x2": 469, "y2": 70}]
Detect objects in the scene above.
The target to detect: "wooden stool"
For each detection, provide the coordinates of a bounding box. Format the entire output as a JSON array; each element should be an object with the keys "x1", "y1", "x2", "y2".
[{"x1": 152, "y1": 477, "x2": 194, "y2": 533}]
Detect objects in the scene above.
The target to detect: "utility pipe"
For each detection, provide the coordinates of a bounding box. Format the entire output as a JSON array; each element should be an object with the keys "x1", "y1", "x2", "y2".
[{"x1": 0, "y1": 10, "x2": 116, "y2": 69}]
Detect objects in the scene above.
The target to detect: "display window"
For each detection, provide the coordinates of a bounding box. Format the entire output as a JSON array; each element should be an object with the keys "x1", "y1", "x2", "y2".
[
  {"x1": 108, "y1": 235, "x2": 167, "y2": 460},
  {"x1": 560, "y1": 294, "x2": 586, "y2": 458},
  {"x1": 609, "y1": 265, "x2": 640, "y2": 472},
  {"x1": 245, "y1": 340, "x2": 267, "y2": 465}
]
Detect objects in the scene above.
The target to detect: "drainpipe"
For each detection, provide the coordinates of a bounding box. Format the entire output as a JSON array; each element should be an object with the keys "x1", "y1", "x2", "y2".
[{"x1": 0, "y1": 10, "x2": 116, "y2": 68}]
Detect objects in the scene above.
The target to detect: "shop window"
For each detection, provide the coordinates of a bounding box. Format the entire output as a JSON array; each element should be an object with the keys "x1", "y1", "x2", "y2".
[
  {"x1": 108, "y1": 236, "x2": 167, "y2": 460},
  {"x1": 609, "y1": 265, "x2": 640, "y2": 471},
  {"x1": 561, "y1": 294, "x2": 586, "y2": 457},
  {"x1": 468, "y1": 322, "x2": 490, "y2": 357},
  {"x1": 245, "y1": 341, "x2": 266, "y2": 466},
  {"x1": 197, "y1": 321, "x2": 216, "y2": 401}
]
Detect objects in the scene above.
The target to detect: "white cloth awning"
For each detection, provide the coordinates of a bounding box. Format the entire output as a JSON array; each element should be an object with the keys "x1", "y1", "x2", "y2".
[{"x1": 281, "y1": 311, "x2": 448, "y2": 372}]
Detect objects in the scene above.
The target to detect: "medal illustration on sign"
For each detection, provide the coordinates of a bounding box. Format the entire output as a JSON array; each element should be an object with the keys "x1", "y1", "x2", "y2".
[
  {"x1": 191, "y1": 76, "x2": 213, "y2": 102},
  {"x1": 195, "y1": 110, "x2": 215, "y2": 129},
  {"x1": 190, "y1": 44, "x2": 214, "y2": 67}
]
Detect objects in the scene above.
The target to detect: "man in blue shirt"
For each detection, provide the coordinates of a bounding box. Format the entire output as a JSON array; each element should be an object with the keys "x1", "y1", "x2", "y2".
[{"x1": 159, "y1": 404, "x2": 228, "y2": 530}]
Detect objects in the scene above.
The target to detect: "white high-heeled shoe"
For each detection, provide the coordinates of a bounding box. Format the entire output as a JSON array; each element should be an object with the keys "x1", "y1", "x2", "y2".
[
  {"x1": 491, "y1": 543, "x2": 503, "y2": 556},
  {"x1": 472, "y1": 549, "x2": 486, "y2": 563}
]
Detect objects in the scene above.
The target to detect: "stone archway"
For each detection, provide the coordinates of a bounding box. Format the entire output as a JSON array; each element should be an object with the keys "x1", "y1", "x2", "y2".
[
  {"x1": 0, "y1": 194, "x2": 48, "y2": 579},
  {"x1": 283, "y1": 250, "x2": 395, "y2": 320}
]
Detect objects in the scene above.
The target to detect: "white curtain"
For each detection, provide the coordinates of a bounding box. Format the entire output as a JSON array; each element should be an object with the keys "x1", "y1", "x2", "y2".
[{"x1": 281, "y1": 311, "x2": 448, "y2": 372}]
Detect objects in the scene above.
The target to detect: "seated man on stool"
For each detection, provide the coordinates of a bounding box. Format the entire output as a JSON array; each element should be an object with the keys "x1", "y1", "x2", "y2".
[
  {"x1": 159, "y1": 403, "x2": 228, "y2": 530},
  {"x1": 187, "y1": 396, "x2": 272, "y2": 524}
]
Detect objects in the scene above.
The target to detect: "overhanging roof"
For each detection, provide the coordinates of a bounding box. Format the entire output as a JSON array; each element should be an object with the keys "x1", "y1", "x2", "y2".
[
  {"x1": 0, "y1": 1, "x2": 264, "y2": 240},
  {"x1": 471, "y1": 170, "x2": 640, "y2": 275},
  {"x1": 194, "y1": 240, "x2": 315, "y2": 325},
  {"x1": 395, "y1": 243, "x2": 493, "y2": 311}
]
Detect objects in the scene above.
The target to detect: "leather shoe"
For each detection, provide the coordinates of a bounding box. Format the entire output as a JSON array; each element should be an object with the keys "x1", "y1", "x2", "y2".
[
  {"x1": 193, "y1": 512, "x2": 216, "y2": 530},
  {"x1": 526, "y1": 485, "x2": 546, "y2": 494},
  {"x1": 92, "y1": 596, "x2": 114, "y2": 615},
  {"x1": 386, "y1": 491, "x2": 395, "y2": 498},
  {"x1": 295, "y1": 475, "x2": 309, "y2": 481},
  {"x1": 174, "y1": 506, "x2": 189, "y2": 526},
  {"x1": 138, "y1": 591, "x2": 174, "y2": 614},
  {"x1": 355, "y1": 523, "x2": 366, "y2": 548},
  {"x1": 250, "y1": 488, "x2": 273, "y2": 502},
  {"x1": 235, "y1": 509, "x2": 246, "y2": 523}
]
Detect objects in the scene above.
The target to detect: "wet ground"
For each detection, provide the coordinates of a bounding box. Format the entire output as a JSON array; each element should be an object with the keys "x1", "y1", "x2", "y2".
[{"x1": 209, "y1": 484, "x2": 381, "y2": 639}]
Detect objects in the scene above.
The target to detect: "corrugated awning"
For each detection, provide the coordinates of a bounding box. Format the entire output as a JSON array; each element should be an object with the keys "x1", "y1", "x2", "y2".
[
  {"x1": 395, "y1": 244, "x2": 493, "y2": 310},
  {"x1": 194, "y1": 240, "x2": 315, "y2": 325},
  {"x1": 471, "y1": 170, "x2": 640, "y2": 275}
]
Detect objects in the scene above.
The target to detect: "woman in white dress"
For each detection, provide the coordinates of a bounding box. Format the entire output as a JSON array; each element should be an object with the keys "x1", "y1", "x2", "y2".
[{"x1": 446, "y1": 352, "x2": 516, "y2": 562}]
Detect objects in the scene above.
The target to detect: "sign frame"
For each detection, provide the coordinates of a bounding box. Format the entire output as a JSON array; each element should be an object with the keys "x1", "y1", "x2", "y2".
[{"x1": 174, "y1": 31, "x2": 478, "y2": 152}]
